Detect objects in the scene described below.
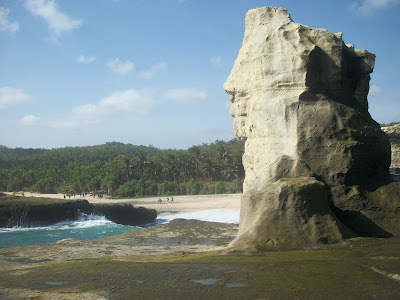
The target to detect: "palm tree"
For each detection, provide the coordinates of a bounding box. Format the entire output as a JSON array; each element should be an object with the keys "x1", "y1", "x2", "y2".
[{"x1": 135, "y1": 151, "x2": 147, "y2": 180}]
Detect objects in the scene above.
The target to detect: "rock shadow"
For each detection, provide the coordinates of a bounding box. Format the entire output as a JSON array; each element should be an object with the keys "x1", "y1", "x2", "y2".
[{"x1": 331, "y1": 206, "x2": 393, "y2": 238}]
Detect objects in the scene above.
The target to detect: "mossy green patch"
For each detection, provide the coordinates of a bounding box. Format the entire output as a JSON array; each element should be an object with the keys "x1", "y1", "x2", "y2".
[
  {"x1": 1, "y1": 238, "x2": 400, "y2": 299},
  {"x1": 0, "y1": 196, "x2": 76, "y2": 206}
]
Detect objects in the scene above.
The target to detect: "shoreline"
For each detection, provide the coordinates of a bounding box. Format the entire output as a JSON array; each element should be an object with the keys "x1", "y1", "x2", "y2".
[
  {"x1": 1, "y1": 193, "x2": 400, "y2": 298},
  {"x1": 3, "y1": 192, "x2": 242, "y2": 217}
]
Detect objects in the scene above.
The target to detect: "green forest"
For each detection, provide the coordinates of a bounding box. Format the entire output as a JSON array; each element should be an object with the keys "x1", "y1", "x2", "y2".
[{"x1": 0, "y1": 138, "x2": 245, "y2": 197}]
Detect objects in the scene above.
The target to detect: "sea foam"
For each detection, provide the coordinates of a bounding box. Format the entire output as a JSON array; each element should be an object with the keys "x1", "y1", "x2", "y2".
[{"x1": 157, "y1": 209, "x2": 240, "y2": 224}]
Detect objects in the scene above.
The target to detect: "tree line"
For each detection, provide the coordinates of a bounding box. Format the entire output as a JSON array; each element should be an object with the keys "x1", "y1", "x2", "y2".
[{"x1": 0, "y1": 139, "x2": 245, "y2": 197}]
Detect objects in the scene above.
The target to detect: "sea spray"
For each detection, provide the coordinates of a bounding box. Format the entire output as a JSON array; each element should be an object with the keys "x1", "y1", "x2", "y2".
[{"x1": 158, "y1": 209, "x2": 240, "y2": 224}]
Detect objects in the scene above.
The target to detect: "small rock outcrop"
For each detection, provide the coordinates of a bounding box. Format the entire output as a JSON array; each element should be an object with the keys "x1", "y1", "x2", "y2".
[
  {"x1": 382, "y1": 124, "x2": 400, "y2": 174},
  {"x1": 224, "y1": 7, "x2": 400, "y2": 253},
  {"x1": 92, "y1": 204, "x2": 157, "y2": 226},
  {"x1": 0, "y1": 199, "x2": 92, "y2": 228},
  {"x1": 0, "y1": 198, "x2": 157, "y2": 227}
]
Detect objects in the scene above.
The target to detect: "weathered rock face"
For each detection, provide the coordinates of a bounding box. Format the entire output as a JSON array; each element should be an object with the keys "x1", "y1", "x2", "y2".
[
  {"x1": 0, "y1": 199, "x2": 157, "y2": 228},
  {"x1": 224, "y1": 7, "x2": 400, "y2": 253},
  {"x1": 0, "y1": 200, "x2": 92, "y2": 228},
  {"x1": 232, "y1": 177, "x2": 349, "y2": 252},
  {"x1": 92, "y1": 204, "x2": 157, "y2": 226},
  {"x1": 224, "y1": 7, "x2": 390, "y2": 191},
  {"x1": 382, "y1": 124, "x2": 400, "y2": 174}
]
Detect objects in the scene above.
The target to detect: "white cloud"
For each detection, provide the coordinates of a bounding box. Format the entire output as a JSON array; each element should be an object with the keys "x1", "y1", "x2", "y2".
[
  {"x1": 25, "y1": 0, "x2": 82, "y2": 36},
  {"x1": 369, "y1": 85, "x2": 383, "y2": 97},
  {"x1": 163, "y1": 88, "x2": 207, "y2": 103},
  {"x1": 352, "y1": 0, "x2": 400, "y2": 14},
  {"x1": 48, "y1": 89, "x2": 157, "y2": 129},
  {"x1": 138, "y1": 63, "x2": 167, "y2": 79},
  {"x1": 20, "y1": 115, "x2": 40, "y2": 126},
  {"x1": 210, "y1": 56, "x2": 222, "y2": 66},
  {"x1": 107, "y1": 58, "x2": 134, "y2": 75},
  {"x1": 76, "y1": 55, "x2": 95, "y2": 64},
  {"x1": 0, "y1": 6, "x2": 19, "y2": 33},
  {"x1": 72, "y1": 89, "x2": 157, "y2": 119},
  {"x1": 0, "y1": 87, "x2": 31, "y2": 110}
]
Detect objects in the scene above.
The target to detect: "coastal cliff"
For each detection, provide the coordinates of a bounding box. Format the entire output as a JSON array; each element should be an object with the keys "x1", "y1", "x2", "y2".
[{"x1": 0, "y1": 195, "x2": 157, "y2": 227}]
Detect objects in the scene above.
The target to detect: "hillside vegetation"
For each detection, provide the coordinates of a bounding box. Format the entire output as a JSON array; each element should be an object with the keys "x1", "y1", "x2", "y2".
[
  {"x1": 380, "y1": 122, "x2": 400, "y2": 127},
  {"x1": 0, "y1": 139, "x2": 245, "y2": 197}
]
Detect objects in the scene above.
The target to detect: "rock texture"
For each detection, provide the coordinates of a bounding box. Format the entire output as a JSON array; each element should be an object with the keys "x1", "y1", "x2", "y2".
[
  {"x1": 234, "y1": 177, "x2": 348, "y2": 251},
  {"x1": 92, "y1": 203, "x2": 157, "y2": 226},
  {"x1": 224, "y1": 6, "x2": 400, "y2": 253},
  {"x1": 0, "y1": 197, "x2": 157, "y2": 227},
  {"x1": 0, "y1": 199, "x2": 92, "y2": 228},
  {"x1": 382, "y1": 124, "x2": 400, "y2": 174}
]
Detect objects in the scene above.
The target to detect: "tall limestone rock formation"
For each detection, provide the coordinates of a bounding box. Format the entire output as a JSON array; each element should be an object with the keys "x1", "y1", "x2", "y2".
[{"x1": 224, "y1": 7, "x2": 400, "y2": 253}]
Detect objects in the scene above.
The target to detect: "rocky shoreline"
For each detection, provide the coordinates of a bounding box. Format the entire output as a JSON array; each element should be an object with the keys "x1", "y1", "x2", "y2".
[
  {"x1": 0, "y1": 195, "x2": 157, "y2": 227},
  {"x1": 0, "y1": 219, "x2": 239, "y2": 262},
  {"x1": 1, "y1": 219, "x2": 400, "y2": 299}
]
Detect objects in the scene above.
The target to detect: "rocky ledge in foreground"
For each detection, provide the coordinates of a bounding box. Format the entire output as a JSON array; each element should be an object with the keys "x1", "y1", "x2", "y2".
[
  {"x1": 0, "y1": 220, "x2": 400, "y2": 299},
  {"x1": 0, "y1": 219, "x2": 239, "y2": 260},
  {"x1": 0, "y1": 196, "x2": 157, "y2": 227}
]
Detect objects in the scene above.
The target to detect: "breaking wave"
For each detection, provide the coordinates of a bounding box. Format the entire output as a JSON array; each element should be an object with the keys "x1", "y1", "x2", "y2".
[{"x1": 0, "y1": 213, "x2": 138, "y2": 248}]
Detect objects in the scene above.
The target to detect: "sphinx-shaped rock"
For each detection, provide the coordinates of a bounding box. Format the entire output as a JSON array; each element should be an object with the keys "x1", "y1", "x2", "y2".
[{"x1": 224, "y1": 7, "x2": 400, "y2": 253}]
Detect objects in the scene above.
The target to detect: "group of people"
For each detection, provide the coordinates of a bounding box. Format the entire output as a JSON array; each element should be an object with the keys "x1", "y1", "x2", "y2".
[
  {"x1": 157, "y1": 197, "x2": 174, "y2": 204},
  {"x1": 63, "y1": 192, "x2": 105, "y2": 199}
]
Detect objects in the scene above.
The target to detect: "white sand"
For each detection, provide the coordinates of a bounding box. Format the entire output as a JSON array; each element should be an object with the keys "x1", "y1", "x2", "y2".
[{"x1": 4, "y1": 192, "x2": 242, "y2": 216}]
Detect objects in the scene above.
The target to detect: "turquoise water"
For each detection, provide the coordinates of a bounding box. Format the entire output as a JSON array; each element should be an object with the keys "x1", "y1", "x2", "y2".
[
  {"x1": 0, "y1": 214, "x2": 140, "y2": 249},
  {"x1": 0, "y1": 209, "x2": 241, "y2": 249}
]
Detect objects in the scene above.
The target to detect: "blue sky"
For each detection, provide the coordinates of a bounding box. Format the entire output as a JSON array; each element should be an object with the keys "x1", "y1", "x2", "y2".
[{"x1": 0, "y1": 0, "x2": 399, "y2": 149}]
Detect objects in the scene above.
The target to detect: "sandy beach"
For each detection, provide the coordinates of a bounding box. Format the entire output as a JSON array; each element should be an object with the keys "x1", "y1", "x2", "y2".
[{"x1": 4, "y1": 192, "x2": 242, "y2": 216}]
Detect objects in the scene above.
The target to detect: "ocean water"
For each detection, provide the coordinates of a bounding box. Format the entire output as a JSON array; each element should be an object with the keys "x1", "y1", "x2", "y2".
[
  {"x1": 0, "y1": 209, "x2": 240, "y2": 249},
  {"x1": 0, "y1": 214, "x2": 139, "y2": 249}
]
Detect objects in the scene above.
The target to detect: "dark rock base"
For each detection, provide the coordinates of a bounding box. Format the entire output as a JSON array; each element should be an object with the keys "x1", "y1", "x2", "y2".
[{"x1": 0, "y1": 199, "x2": 157, "y2": 227}]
